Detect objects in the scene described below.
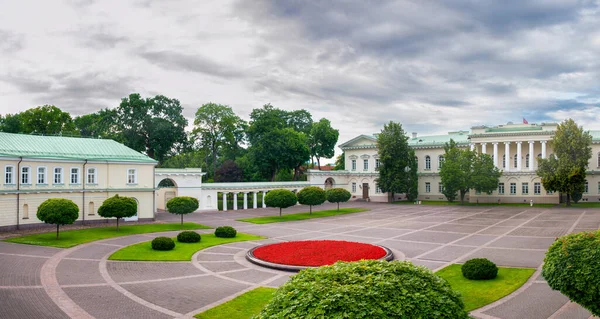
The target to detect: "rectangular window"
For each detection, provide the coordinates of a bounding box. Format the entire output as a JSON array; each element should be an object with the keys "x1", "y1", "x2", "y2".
[
  {"x1": 598, "y1": 182, "x2": 600, "y2": 194},
  {"x1": 425, "y1": 182, "x2": 431, "y2": 193},
  {"x1": 510, "y1": 183, "x2": 516, "y2": 195},
  {"x1": 534, "y1": 182, "x2": 541, "y2": 195},
  {"x1": 87, "y1": 168, "x2": 96, "y2": 184},
  {"x1": 351, "y1": 159, "x2": 356, "y2": 171},
  {"x1": 584, "y1": 181, "x2": 589, "y2": 193},
  {"x1": 376, "y1": 186, "x2": 382, "y2": 194},
  {"x1": 127, "y1": 169, "x2": 137, "y2": 184},
  {"x1": 5, "y1": 166, "x2": 14, "y2": 184},
  {"x1": 522, "y1": 183, "x2": 529, "y2": 195},
  {"x1": 70, "y1": 168, "x2": 79, "y2": 184},
  {"x1": 363, "y1": 159, "x2": 368, "y2": 170},
  {"x1": 439, "y1": 183, "x2": 444, "y2": 193},
  {"x1": 375, "y1": 159, "x2": 381, "y2": 169},
  {"x1": 54, "y1": 167, "x2": 63, "y2": 184},
  {"x1": 352, "y1": 182, "x2": 356, "y2": 193},
  {"x1": 498, "y1": 183, "x2": 504, "y2": 195},
  {"x1": 21, "y1": 167, "x2": 30, "y2": 184},
  {"x1": 37, "y1": 167, "x2": 46, "y2": 184}
]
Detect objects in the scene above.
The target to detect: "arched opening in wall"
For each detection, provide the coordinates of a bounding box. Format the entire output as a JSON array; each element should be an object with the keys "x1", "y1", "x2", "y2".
[
  {"x1": 89, "y1": 202, "x2": 95, "y2": 216},
  {"x1": 206, "y1": 195, "x2": 212, "y2": 208},
  {"x1": 124, "y1": 198, "x2": 139, "y2": 221},
  {"x1": 324, "y1": 177, "x2": 335, "y2": 190},
  {"x1": 158, "y1": 178, "x2": 177, "y2": 188},
  {"x1": 22, "y1": 204, "x2": 28, "y2": 219}
]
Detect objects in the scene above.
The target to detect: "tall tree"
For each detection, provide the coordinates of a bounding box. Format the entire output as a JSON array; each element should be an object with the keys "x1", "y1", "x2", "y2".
[
  {"x1": 376, "y1": 121, "x2": 418, "y2": 201},
  {"x1": 440, "y1": 139, "x2": 501, "y2": 204},
  {"x1": 116, "y1": 93, "x2": 188, "y2": 162},
  {"x1": 334, "y1": 152, "x2": 345, "y2": 170},
  {"x1": 19, "y1": 105, "x2": 76, "y2": 135},
  {"x1": 537, "y1": 119, "x2": 592, "y2": 206},
  {"x1": 193, "y1": 103, "x2": 247, "y2": 177},
  {"x1": 310, "y1": 118, "x2": 339, "y2": 169},
  {"x1": 0, "y1": 113, "x2": 23, "y2": 133},
  {"x1": 74, "y1": 108, "x2": 119, "y2": 139},
  {"x1": 215, "y1": 160, "x2": 243, "y2": 182}
]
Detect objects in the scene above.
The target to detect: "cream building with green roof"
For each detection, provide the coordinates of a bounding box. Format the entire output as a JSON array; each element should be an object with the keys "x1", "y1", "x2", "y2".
[
  {"x1": 0, "y1": 132, "x2": 157, "y2": 229},
  {"x1": 308, "y1": 122, "x2": 600, "y2": 204}
]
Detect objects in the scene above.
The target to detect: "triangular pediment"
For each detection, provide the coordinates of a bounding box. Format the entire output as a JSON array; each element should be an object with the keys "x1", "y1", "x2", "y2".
[{"x1": 339, "y1": 135, "x2": 377, "y2": 149}]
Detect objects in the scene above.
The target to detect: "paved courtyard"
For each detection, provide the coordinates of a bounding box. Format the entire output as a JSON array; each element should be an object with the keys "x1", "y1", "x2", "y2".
[{"x1": 1, "y1": 202, "x2": 599, "y2": 319}]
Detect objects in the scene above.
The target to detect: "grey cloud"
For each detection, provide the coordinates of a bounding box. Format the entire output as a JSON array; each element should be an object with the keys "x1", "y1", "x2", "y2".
[
  {"x1": 139, "y1": 50, "x2": 245, "y2": 79},
  {"x1": 0, "y1": 30, "x2": 24, "y2": 53},
  {"x1": 2, "y1": 76, "x2": 52, "y2": 93}
]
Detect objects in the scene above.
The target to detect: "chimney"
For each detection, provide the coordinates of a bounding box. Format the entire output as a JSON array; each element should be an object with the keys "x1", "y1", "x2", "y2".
[{"x1": 412, "y1": 132, "x2": 417, "y2": 138}]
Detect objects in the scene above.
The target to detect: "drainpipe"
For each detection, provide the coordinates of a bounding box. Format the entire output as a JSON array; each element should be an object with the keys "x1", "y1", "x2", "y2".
[
  {"x1": 82, "y1": 159, "x2": 87, "y2": 225},
  {"x1": 16, "y1": 157, "x2": 23, "y2": 230}
]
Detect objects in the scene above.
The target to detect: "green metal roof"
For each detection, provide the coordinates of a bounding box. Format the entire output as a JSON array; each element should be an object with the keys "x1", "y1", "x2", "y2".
[
  {"x1": 485, "y1": 126, "x2": 543, "y2": 133},
  {"x1": 590, "y1": 130, "x2": 600, "y2": 141},
  {"x1": 408, "y1": 132, "x2": 469, "y2": 146},
  {"x1": 0, "y1": 132, "x2": 156, "y2": 163}
]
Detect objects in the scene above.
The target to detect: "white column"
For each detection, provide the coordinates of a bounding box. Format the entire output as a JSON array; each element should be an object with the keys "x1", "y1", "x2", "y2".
[
  {"x1": 243, "y1": 192, "x2": 248, "y2": 209},
  {"x1": 481, "y1": 143, "x2": 487, "y2": 154},
  {"x1": 516, "y1": 142, "x2": 522, "y2": 171},
  {"x1": 233, "y1": 193, "x2": 238, "y2": 210},
  {"x1": 493, "y1": 142, "x2": 499, "y2": 168},
  {"x1": 504, "y1": 142, "x2": 510, "y2": 172},
  {"x1": 222, "y1": 192, "x2": 228, "y2": 212},
  {"x1": 528, "y1": 141, "x2": 535, "y2": 171},
  {"x1": 262, "y1": 191, "x2": 267, "y2": 208},
  {"x1": 541, "y1": 141, "x2": 547, "y2": 159},
  {"x1": 253, "y1": 192, "x2": 257, "y2": 209},
  {"x1": 470, "y1": 143, "x2": 475, "y2": 151}
]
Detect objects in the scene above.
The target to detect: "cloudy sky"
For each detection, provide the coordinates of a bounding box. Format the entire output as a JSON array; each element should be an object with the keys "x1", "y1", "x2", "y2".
[{"x1": 2, "y1": 0, "x2": 600, "y2": 150}]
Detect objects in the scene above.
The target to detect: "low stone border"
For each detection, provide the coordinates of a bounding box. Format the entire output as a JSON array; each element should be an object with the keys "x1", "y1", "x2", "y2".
[{"x1": 246, "y1": 241, "x2": 395, "y2": 272}]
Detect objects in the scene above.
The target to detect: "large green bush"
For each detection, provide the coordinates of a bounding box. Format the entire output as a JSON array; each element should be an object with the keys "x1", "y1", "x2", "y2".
[
  {"x1": 177, "y1": 231, "x2": 201, "y2": 243},
  {"x1": 543, "y1": 230, "x2": 600, "y2": 316},
  {"x1": 98, "y1": 194, "x2": 137, "y2": 231},
  {"x1": 256, "y1": 260, "x2": 468, "y2": 319},
  {"x1": 152, "y1": 237, "x2": 175, "y2": 251},
  {"x1": 461, "y1": 258, "x2": 498, "y2": 280},
  {"x1": 36, "y1": 198, "x2": 79, "y2": 239},
  {"x1": 296, "y1": 186, "x2": 326, "y2": 214},
  {"x1": 166, "y1": 196, "x2": 199, "y2": 225},
  {"x1": 215, "y1": 226, "x2": 237, "y2": 238},
  {"x1": 264, "y1": 189, "x2": 297, "y2": 217},
  {"x1": 326, "y1": 188, "x2": 351, "y2": 211}
]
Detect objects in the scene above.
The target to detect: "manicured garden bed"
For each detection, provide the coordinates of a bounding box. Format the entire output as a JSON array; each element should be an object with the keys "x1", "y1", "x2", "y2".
[
  {"x1": 237, "y1": 208, "x2": 368, "y2": 224},
  {"x1": 195, "y1": 287, "x2": 276, "y2": 319},
  {"x1": 109, "y1": 233, "x2": 265, "y2": 261},
  {"x1": 4, "y1": 222, "x2": 211, "y2": 248}
]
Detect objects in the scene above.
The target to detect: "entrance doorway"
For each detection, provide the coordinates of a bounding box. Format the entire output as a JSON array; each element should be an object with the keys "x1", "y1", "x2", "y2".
[{"x1": 362, "y1": 183, "x2": 369, "y2": 199}]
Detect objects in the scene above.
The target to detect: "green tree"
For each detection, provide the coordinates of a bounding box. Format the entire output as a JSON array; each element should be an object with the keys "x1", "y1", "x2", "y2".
[
  {"x1": 74, "y1": 109, "x2": 119, "y2": 139},
  {"x1": 19, "y1": 105, "x2": 76, "y2": 135},
  {"x1": 264, "y1": 189, "x2": 298, "y2": 217},
  {"x1": 215, "y1": 160, "x2": 243, "y2": 182},
  {"x1": 536, "y1": 119, "x2": 592, "y2": 206},
  {"x1": 166, "y1": 196, "x2": 199, "y2": 225},
  {"x1": 297, "y1": 186, "x2": 326, "y2": 214},
  {"x1": 310, "y1": 118, "x2": 339, "y2": 169},
  {"x1": 160, "y1": 150, "x2": 209, "y2": 171},
  {"x1": 116, "y1": 93, "x2": 188, "y2": 163},
  {"x1": 0, "y1": 113, "x2": 23, "y2": 133},
  {"x1": 193, "y1": 103, "x2": 247, "y2": 177},
  {"x1": 326, "y1": 188, "x2": 351, "y2": 210},
  {"x1": 36, "y1": 198, "x2": 79, "y2": 239},
  {"x1": 334, "y1": 152, "x2": 345, "y2": 170},
  {"x1": 376, "y1": 121, "x2": 418, "y2": 201},
  {"x1": 440, "y1": 140, "x2": 502, "y2": 204},
  {"x1": 97, "y1": 194, "x2": 137, "y2": 231}
]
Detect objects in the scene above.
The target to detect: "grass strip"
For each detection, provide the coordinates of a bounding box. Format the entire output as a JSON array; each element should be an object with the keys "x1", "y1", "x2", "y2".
[
  {"x1": 237, "y1": 208, "x2": 368, "y2": 224},
  {"x1": 194, "y1": 287, "x2": 276, "y2": 319}
]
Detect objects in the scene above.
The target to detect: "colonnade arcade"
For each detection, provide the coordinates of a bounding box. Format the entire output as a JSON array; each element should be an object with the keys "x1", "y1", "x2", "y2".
[
  {"x1": 218, "y1": 190, "x2": 269, "y2": 211},
  {"x1": 470, "y1": 140, "x2": 550, "y2": 171}
]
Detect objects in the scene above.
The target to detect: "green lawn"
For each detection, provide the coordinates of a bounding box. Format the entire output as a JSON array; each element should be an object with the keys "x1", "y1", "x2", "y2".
[
  {"x1": 436, "y1": 264, "x2": 535, "y2": 311},
  {"x1": 557, "y1": 202, "x2": 600, "y2": 208},
  {"x1": 108, "y1": 233, "x2": 265, "y2": 261},
  {"x1": 393, "y1": 200, "x2": 555, "y2": 208},
  {"x1": 237, "y1": 208, "x2": 368, "y2": 224},
  {"x1": 4, "y1": 223, "x2": 211, "y2": 248},
  {"x1": 195, "y1": 287, "x2": 276, "y2": 319}
]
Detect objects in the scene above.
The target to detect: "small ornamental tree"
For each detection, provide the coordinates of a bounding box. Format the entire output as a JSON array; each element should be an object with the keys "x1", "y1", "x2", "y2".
[
  {"x1": 97, "y1": 194, "x2": 137, "y2": 231},
  {"x1": 36, "y1": 198, "x2": 79, "y2": 239},
  {"x1": 166, "y1": 196, "x2": 199, "y2": 225},
  {"x1": 326, "y1": 188, "x2": 351, "y2": 211},
  {"x1": 264, "y1": 189, "x2": 297, "y2": 217},
  {"x1": 296, "y1": 186, "x2": 326, "y2": 214}
]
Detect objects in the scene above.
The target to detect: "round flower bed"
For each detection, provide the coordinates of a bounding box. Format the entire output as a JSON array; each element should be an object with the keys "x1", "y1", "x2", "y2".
[{"x1": 247, "y1": 240, "x2": 394, "y2": 271}]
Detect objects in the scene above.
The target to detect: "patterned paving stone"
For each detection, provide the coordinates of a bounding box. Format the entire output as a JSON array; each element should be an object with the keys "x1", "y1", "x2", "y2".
[
  {"x1": 419, "y1": 245, "x2": 475, "y2": 262},
  {"x1": 278, "y1": 222, "x2": 339, "y2": 231},
  {"x1": 202, "y1": 246, "x2": 243, "y2": 254},
  {"x1": 64, "y1": 286, "x2": 171, "y2": 319},
  {"x1": 378, "y1": 240, "x2": 441, "y2": 258},
  {"x1": 523, "y1": 220, "x2": 575, "y2": 228},
  {"x1": 100, "y1": 234, "x2": 157, "y2": 246},
  {"x1": 409, "y1": 259, "x2": 448, "y2": 270},
  {"x1": 494, "y1": 219, "x2": 529, "y2": 227},
  {"x1": 453, "y1": 235, "x2": 498, "y2": 246},
  {"x1": 323, "y1": 225, "x2": 377, "y2": 233},
  {"x1": 56, "y1": 259, "x2": 105, "y2": 285},
  {"x1": 508, "y1": 227, "x2": 569, "y2": 237},
  {"x1": 477, "y1": 226, "x2": 515, "y2": 235},
  {"x1": 488, "y1": 236, "x2": 556, "y2": 250},
  {"x1": 396, "y1": 230, "x2": 467, "y2": 244},
  {"x1": 0, "y1": 287, "x2": 68, "y2": 319},
  {"x1": 412, "y1": 216, "x2": 461, "y2": 223},
  {"x1": 483, "y1": 283, "x2": 569, "y2": 319},
  {"x1": 459, "y1": 248, "x2": 546, "y2": 268},
  {"x1": 196, "y1": 253, "x2": 236, "y2": 262},
  {"x1": 249, "y1": 227, "x2": 308, "y2": 238},
  {"x1": 384, "y1": 221, "x2": 439, "y2": 230},
  {"x1": 0, "y1": 242, "x2": 62, "y2": 257},
  {"x1": 0, "y1": 255, "x2": 46, "y2": 286},
  {"x1": 219, "y1": 269, "x2": 279, "y2": 284},
  {"x1": 276, "y1": 231, "x2": 326, "y2": 241},
  {"x1": 344, "y1": 227, "x2": 411, "y2": 239},
  {"x1": 428, "y1": 223, "x2": 488, "y2": 233},
  {"x1": 554, "y1": 302, "x2": 592, "y2": 319},
  {"x1": 121, "y1": 275, "x2": 250, "y2": 313},
  {"x1": 224, "y1": 241, "x2": 261, "y2": 249},
  {"x1": 454, "y1": 217, "x2": 504, "y2": 225},
  {"x1": 315, "y1": 234, "x2": 382, "y2": 243},
  {"x1": 66, "y1": 244, "x2": 119, "y2": 259},
  {"x1": 265, "y1": 274, "x2": 292, "y2": 287},
  {"x1": 107, "y1": 261, "x2": 204, "y2": 283},
  {"x1": 199, "y1": 261, "x2": 248, "y2": 273}
]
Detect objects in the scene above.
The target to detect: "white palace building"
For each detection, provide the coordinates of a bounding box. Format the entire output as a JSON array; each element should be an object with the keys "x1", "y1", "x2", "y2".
[{"x1": 308, "y1": 122, "x2": 600, "y2": 204}]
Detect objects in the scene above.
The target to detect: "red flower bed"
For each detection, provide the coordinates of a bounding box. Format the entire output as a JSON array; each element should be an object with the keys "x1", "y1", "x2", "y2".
[{"x1": 252, "y1": 240, "x2": 387, "y2": 267}]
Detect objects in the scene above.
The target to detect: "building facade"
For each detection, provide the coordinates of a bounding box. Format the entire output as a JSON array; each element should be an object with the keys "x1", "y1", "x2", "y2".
[
  {"x1": 309, "y1": 123, "x2": 600, "y2": 204},
  {"x1": 0, "y1": 132, "x2": 157, "y2": 229}
]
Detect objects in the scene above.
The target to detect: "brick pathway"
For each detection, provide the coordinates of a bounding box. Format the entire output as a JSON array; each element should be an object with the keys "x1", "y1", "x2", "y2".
[{"x1": 1, "y1": 202, "x2": 599, "y2": 318}]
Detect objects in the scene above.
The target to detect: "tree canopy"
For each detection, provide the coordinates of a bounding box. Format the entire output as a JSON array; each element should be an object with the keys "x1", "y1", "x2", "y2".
[
  {"x1": 215, "y1": 160, "x2": 243, "y2": 182},
  {"x1": 97, "y1": 194, "x2": 137, "y2": 231},
  {"x1": 297, "y1": 186, "x2": 326, "y2": 214},
  {"x1": 310, "y1": 118, "x2": 339, "y2": 169},
  {"x1": 36, "y1": 198, "x2": 79, "y2": 238},
  {"x1": 166, "y1": 196, "x2": 199, "y2": 225},
  {"x1": 264, "y1": 189, "x2": 298, "y2": 217}
]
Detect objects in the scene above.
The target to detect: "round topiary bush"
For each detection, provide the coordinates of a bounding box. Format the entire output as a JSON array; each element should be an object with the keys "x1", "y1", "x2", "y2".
[
  {"x1": 543, "y1": 230, "x2": 600, "y2": 316},
  {"x1": 215, "y1": 226, "x2": 237, "y2": 238},
  {"x1": 461, "y1": 258, "x2": 498, "y2": 280},
  {"x1": 256, "y1": 260, "x2": 468, "y2": 319},
  {"x1": 177, "y1": 231, "x2": 201, "y2": 243},
  {"x1": 326, "y1": 188, "x2": 352, "y2": 211},
  {"x1": 151, "y1": 237, "x2": 175, "y2": 251},
  {"x1": 297, "y1": 186, "x2": 326, "y2": 214}
]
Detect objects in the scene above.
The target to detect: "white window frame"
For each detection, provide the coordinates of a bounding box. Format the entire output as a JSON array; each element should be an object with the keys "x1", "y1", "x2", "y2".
[
  {"x1": 584, "y1": 180, "x2": 589, "y2": 193},
  {"x1": 21, "y1": 166, "x2": 31, "y2": 185},
  {"x1": 534, "y1": 182, "x2": 541, "y2": 195},
  {"x1": 438, "y1": 155, "x2": 444, "y2": 169},
  {"x1": 127, "y1": 168, "x2": 137, "y2": 184},
  {"x1": 375, "y1": 159, "x2": 381, "y2": 169},
  {"x1": 498, "y1": 183, "x2": 504, "y2": 195},
  {"x1": 510, "y1": 183, "x2": 516, "y2": 195},
  {"x1": 376, "y1": 186, "x2": 382, "y2": 194},
  {"x1": 525, "y1": 154, "x2": 530, "y2": 168},
  {"x1": 54, "y1": 167, "x2": 64, "y2": 184},
  {"x1": 352, "y1": 182, "x2": 357, "y2": 193},
  {"x1": 522, "y1": 182, "x2": 528, "y2": 195},
  {"x1": 425, "y1": 182, "x2": 431, "y2": 193},
  {"x1": 502, "y1": 154, "x2": 506, "y2": 168},
  {"x1": 4, "y1": 165, "x2": 15, "y2": 185},
  {"x1": 87, "y1": 167, "x2": 97, "y2": 184},
  {"x1": 425, "y1": 156, "x2": 431, "y2": 170},
  {"x1": 363, "y1": 159, "x2": 368, "y2": 171},
  {"x1": 513, "y1": 154, "x2": 518, "y2": 168},
  {"x1": 37, "y1": 166, "x2": 47, "y2": 184},
  {"x1": 438, "y1": 183, "x2": 444, "y2": 193},
  {"x1": 70, "y1": 167, "x2": 80, "y2": 185},
  {"x1": 351, "y1": 159, "x2": 356, "y2": 171}
]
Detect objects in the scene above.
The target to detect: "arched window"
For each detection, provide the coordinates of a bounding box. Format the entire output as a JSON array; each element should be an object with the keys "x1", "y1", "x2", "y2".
[
  {"x1": 513, "y1": 154, "x2": 518, "y2": 168},
  {"x1": 438, "y1": 155, "x2": 444, "y2": 169},
  {"x1": 425, "y1": 156, "x2": 431, "y2": 170},
  {"x1": 525, "y1": 154, "x2": 530, "y2": 168},
  {"x1": 502, "y1": 155, "x2": 506, "y2": 168}
]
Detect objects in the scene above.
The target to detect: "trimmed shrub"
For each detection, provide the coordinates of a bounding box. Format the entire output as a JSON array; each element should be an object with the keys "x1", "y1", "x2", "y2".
[
  {"x1": 177, "y1": 231, "x2": 201, "y2": 243},
  {"x1": 152, "y1": 237, "x2": 175, "y2": 251},
  {"x1": 215, "y1": 226, "x2": 237, "y2": 238},
  {"x1": 461, "y1": 258, "x2": 498, "y2": 280},
  {"x1": 326, "y1": 188, "x2": 352, "y2": 211},
  {"x1": 264, "y1": 189, "x2": 297, "y2": 217},
  {"x1": 166, "y1": 196, "x2": 199, "y2": 225},
  {"x1": 543, "y1": 230, "x2": 600, "y2": 316},
  {"x1": 98, "y1": 194, "x2": 137, "y2": 231},
  {"x1": 36, "y1": 198, "x2": 79, "y2": 239},
  {"x1": 297, "y1": 186, "x2": 326, "y2": 214},
  {"x1": 256, "y1": 260, "x2": 468, "y2": 319}
]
